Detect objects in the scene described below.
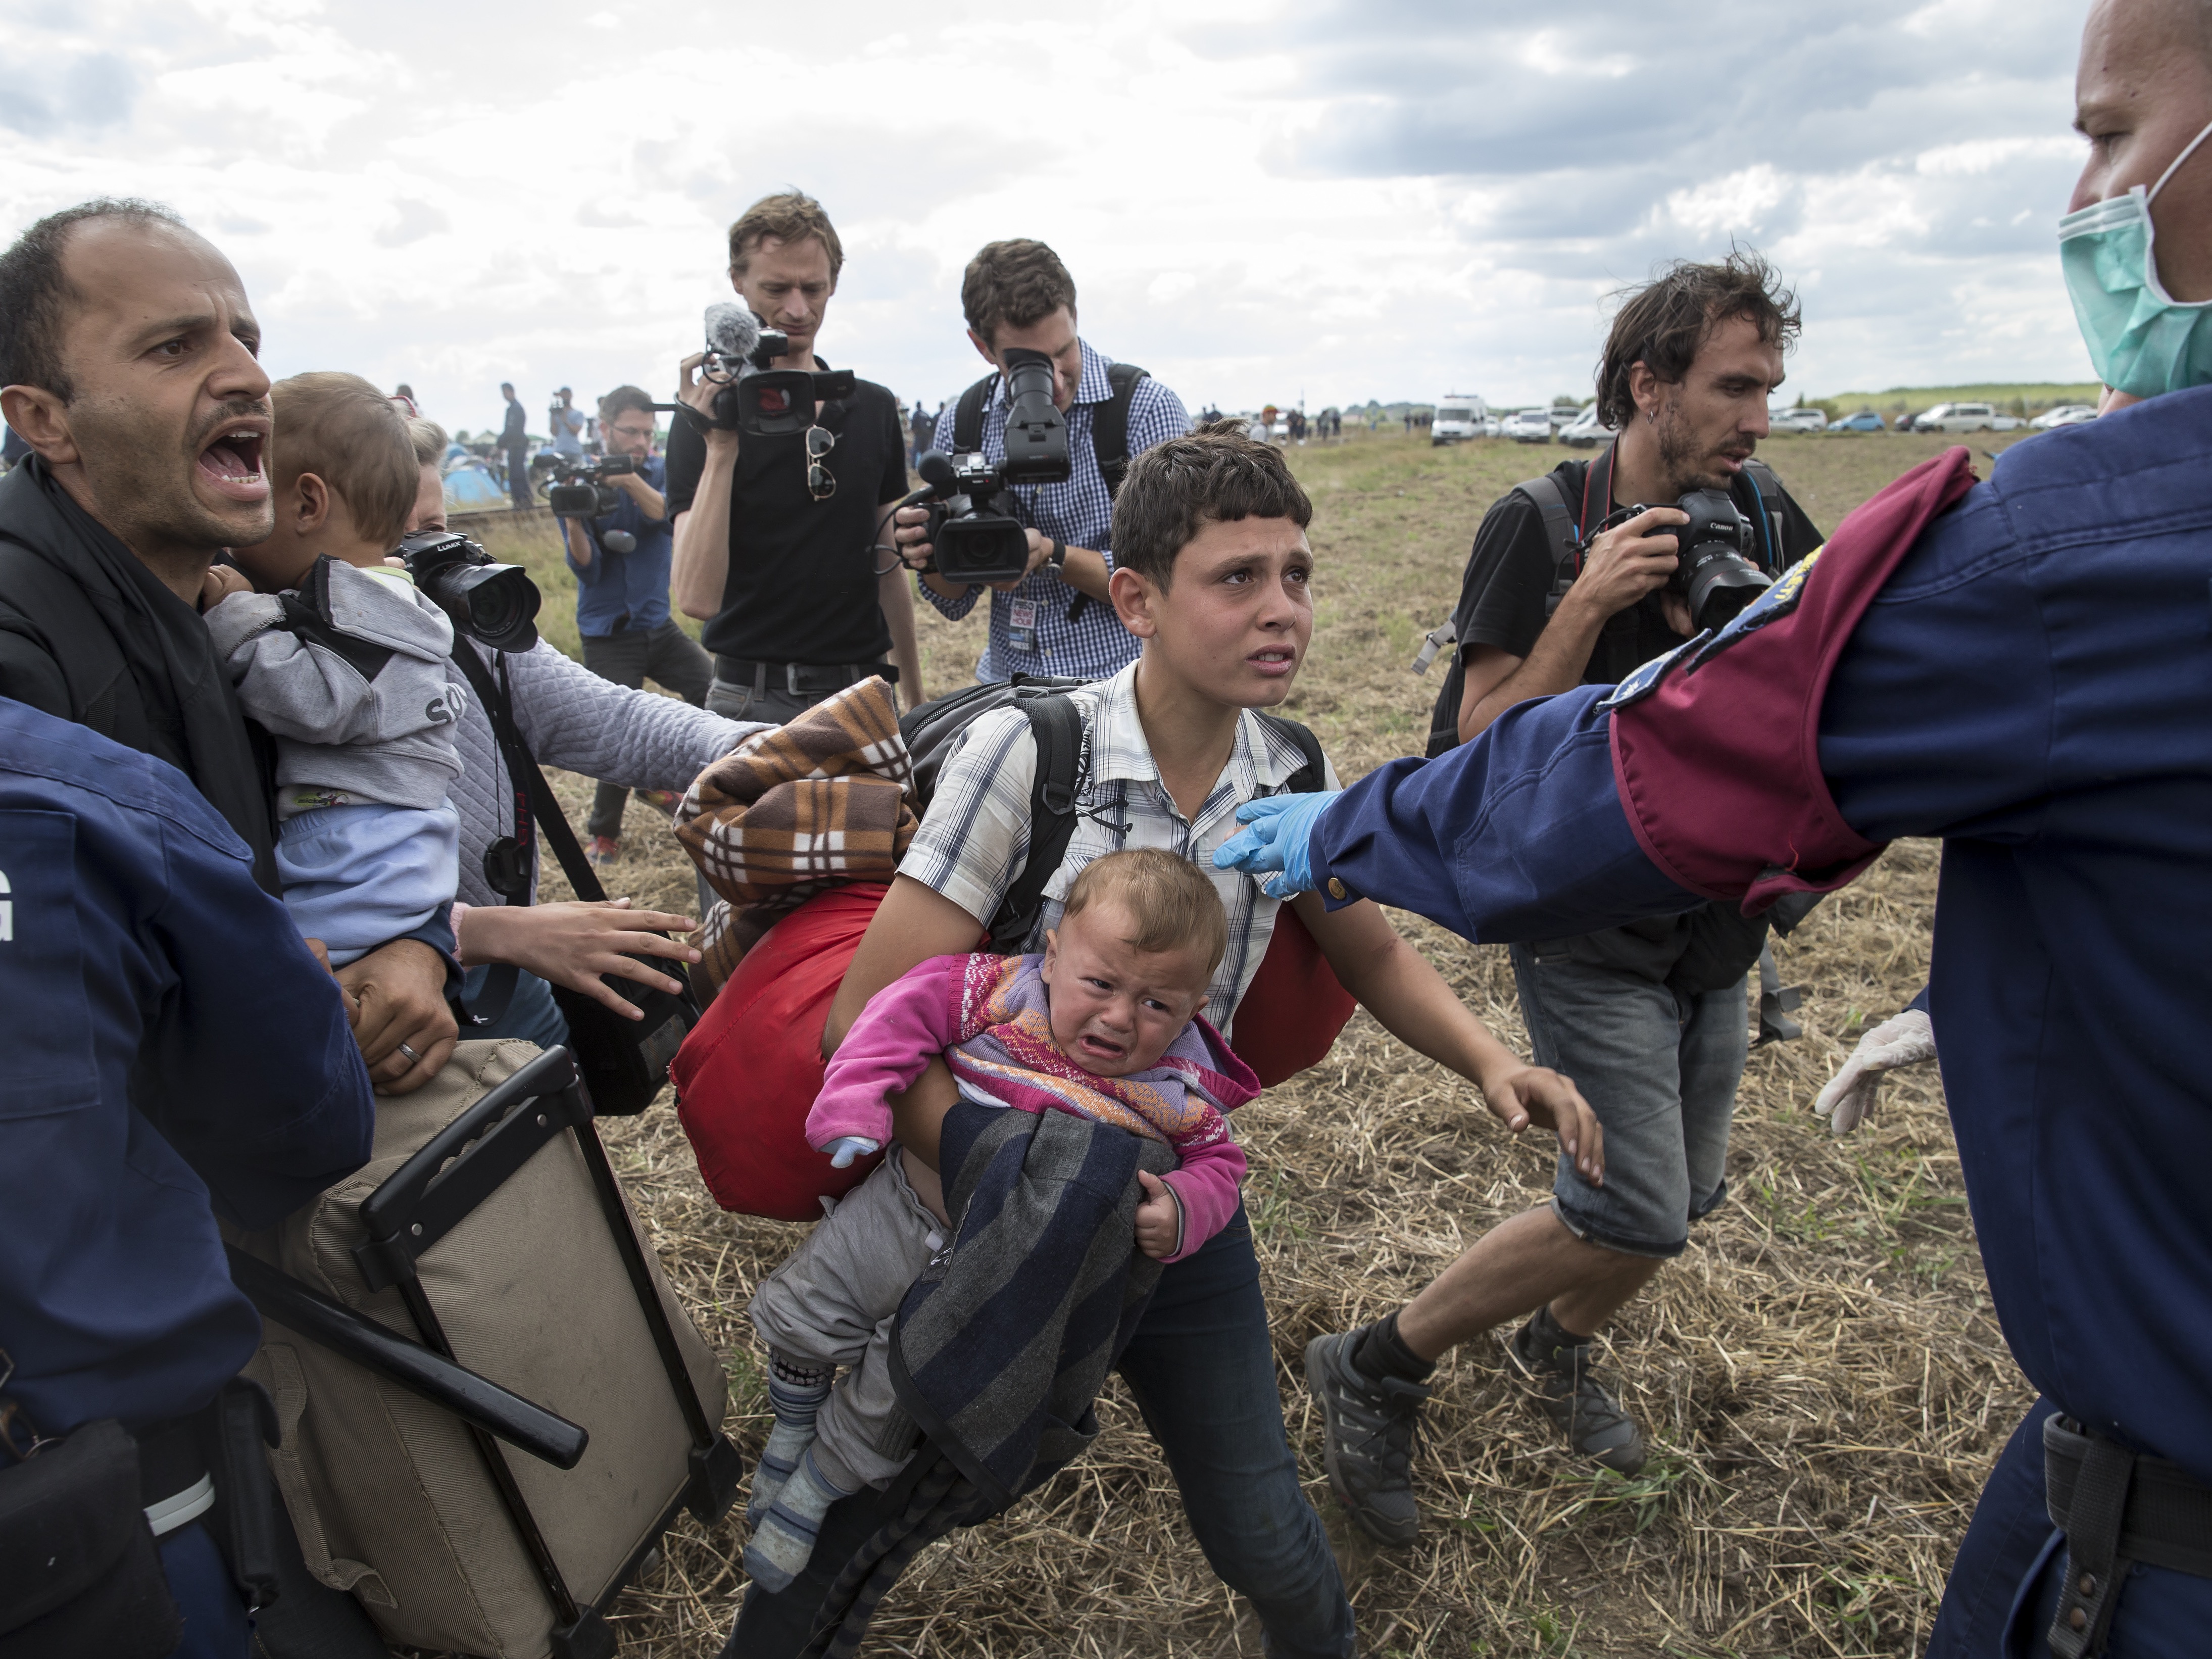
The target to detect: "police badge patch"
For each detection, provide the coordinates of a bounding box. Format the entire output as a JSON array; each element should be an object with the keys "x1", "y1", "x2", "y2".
[{"x1": 1595, "y1": 632, "x2": 1707, "y2": 712}]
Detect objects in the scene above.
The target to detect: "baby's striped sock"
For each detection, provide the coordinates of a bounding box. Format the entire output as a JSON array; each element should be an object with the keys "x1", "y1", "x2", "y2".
[
  {"x1": 743, "y1": 1445, "x2": 854, "y2": 1593},
  {"x1": 750, "y1": 1352, "x2": 832, "y2": 1529}
]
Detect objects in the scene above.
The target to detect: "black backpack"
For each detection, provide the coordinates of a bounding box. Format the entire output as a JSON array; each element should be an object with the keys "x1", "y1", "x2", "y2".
[
  {"x1": 900, "y1": 675, "x2": 1326, "y2": 952},
  {"x1": 949, "y1": 361, "x2": 1152, "y2": 499},
  {"x1": 1420, "y1": 457, "x2": 1788, "y2": 757}
]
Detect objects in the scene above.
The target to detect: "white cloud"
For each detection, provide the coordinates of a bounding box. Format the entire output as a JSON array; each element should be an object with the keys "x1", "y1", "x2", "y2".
[{"x1": 0, "y1": 0, "x2": 2102, "y2": 436}]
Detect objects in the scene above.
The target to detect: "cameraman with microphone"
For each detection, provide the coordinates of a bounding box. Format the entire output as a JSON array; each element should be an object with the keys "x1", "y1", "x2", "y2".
[
  {"x1": 895, "y1": 238, "x2": 1191, "y2": 683},
  {"x1": 561, "y1": 383, "x2": 712, "y2": 863},
  {"x1": 1300, "y1": 255, "x2": 1824, "y2": 1549},
  {"x1": 670, "y1": 190, "x2": 923, "y2": 722}
]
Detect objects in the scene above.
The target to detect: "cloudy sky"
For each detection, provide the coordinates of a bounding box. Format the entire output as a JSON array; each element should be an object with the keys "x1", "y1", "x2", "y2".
[{"x1": 2, "y1": 0, "x2": 2099, "y2": 435}]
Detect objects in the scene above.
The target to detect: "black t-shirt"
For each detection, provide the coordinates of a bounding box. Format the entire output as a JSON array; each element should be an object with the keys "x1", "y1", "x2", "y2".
[
  {"x1": 1450, "y1": 445, "x2": 1825, "y2": 686},
  {"x1": 665, "y1": 370, "x2": 909, "y2": 665}
]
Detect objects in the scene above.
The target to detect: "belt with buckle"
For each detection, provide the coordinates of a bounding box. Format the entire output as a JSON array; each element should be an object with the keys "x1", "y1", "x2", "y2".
[{"x1": 714, "y1": 657, "x2": 897, "y2": 695}]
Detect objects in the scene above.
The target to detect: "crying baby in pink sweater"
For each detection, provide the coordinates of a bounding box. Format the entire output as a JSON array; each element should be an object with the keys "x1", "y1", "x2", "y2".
[{"x1": 740, "y1": 848, "x2": 1257, "y2": 1591}]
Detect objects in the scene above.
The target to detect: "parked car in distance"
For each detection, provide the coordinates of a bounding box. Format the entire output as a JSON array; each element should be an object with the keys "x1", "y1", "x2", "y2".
[
  {"x1": 2033, "y1": 403, "x2": 2099, "y2": 428},
  {"x1": 1913, "y1": 401, "x2": 2022, "y2": 433},
  {"x1": 1557, "y1": 404, "x2": 1616, "y2": 448},
  {"x1": 1547, "y1": 403, "x2": 1586, "y2": 432},
  {"x1": 1502, "y1": 408, "x2": 1555, "y2": 444},
  {"x1": 1432, "y1": 395, "x2": 1491, "y2": 445},
  {"x1": 1771, "y1": 406, "x2": 1828, "y2": 432},
  {"x1": 1829, "y1": 410, "x2": 1887, "y2": 432}
]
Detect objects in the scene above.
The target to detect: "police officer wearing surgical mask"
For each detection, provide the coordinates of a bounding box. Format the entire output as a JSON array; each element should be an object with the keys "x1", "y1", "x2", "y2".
[{"x1": 1218, "y1": 1, "x2": 2212, "y2": 1649}]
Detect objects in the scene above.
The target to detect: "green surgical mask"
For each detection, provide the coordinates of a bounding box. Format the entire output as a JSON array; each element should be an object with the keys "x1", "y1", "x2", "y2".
[{"x1": 2059, "y1": 117, "x2": 2212, "y2": 399}]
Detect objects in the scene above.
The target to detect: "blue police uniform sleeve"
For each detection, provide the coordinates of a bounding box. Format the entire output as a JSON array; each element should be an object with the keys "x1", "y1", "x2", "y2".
[
  {"x1": 1307, "y1": 685, "x2": 1703, "y2": 940},
  {"x1": 143, "y1": 795, "x2": 375, "y2": 1229}
]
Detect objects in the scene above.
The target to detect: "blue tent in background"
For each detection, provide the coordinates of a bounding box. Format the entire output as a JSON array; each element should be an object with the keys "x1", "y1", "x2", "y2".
[{"x1": 444, "y1": 457, "x2": 507, "y2": 507}]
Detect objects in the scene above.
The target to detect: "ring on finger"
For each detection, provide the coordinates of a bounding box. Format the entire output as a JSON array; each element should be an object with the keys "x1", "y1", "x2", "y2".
[{"x1": 396, "y1": 1040, "x2": 421, "y2": 1064}]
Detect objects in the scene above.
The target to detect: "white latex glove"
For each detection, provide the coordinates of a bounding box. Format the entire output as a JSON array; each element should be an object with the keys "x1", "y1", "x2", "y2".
[
  {"x1": 823, "y1": 1136, "x2": 881, "y2": 1169},
  {"x1": 1812, "y1": 1008, "x2": 1936, "y2": 1136}
]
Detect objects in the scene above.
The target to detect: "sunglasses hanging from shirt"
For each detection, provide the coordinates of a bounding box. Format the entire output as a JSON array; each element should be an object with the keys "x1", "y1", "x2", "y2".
[{"x1": 805, "y1": 425, "x2": 836, "y2": 502}]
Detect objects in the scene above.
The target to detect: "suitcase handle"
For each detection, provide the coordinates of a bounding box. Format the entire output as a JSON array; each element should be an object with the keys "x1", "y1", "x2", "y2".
[
  {"x1": 223, "y1": 1246, "x2": 587, "y2": 1470},
  {"x1": 354, "y1": 1047, "x2": 589, "y2": 1295}
]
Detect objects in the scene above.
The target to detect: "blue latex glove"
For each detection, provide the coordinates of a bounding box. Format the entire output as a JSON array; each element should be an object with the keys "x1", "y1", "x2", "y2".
[
  {"x1": 824, "y1": 1136, "x2": 881, "y2": 1169},
  {"x1": 1211, "y1": 791, "x2": 1340, "y2": 899}
]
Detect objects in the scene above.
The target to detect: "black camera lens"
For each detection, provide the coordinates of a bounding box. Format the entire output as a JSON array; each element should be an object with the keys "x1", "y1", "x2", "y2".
[
  {"x1": 547, "y1": 480, "x2": 600, "y2": 516},
  {"x1": 444, "y1": 563, "x2": 542, "y2": 654},
  {"x1": 1666, "y1": 489, "x2": 1770, "y2": 630},
  {"x1": 935, "y1": 515, "x2": 1034, "y2": 584}
]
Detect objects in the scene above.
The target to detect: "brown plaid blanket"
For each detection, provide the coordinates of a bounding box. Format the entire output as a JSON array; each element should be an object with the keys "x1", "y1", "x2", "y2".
[{"x1": 673, "y1": 676, "x2": 917, "y2": 996}]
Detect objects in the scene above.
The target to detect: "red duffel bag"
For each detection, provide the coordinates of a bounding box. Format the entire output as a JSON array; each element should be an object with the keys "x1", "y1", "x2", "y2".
[
  {"x1": 1232, "y1": 901, "x2": 1357, "y2": 1088},
  {"x1": 673, "y1": 883, "x2": 890, "y2": 1221}
]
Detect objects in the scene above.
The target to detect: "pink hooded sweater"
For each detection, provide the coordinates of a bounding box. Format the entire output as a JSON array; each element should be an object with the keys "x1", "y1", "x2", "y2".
[{"x1": 810, "y1": 953, "x2": 1260, "y2": 1263}]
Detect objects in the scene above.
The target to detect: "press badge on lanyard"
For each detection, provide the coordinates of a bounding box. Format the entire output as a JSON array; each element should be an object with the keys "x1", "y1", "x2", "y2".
[{"x1": 1008, "y1": 599, "x2": 1040, "y2": 655}]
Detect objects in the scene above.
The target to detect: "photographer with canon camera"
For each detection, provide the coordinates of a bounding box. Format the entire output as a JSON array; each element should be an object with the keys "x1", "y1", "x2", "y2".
[
  {"x1": 669, "y1": 190, "x2": 922, "y2": 723},
  {"x1": 893, "y1": 238, "x2": 1191, "y2": 683},
  {"x1": 1298, "y1": 255, "x2": 1826, "y2": 1550},
  {"x1": 552, "y1": 384, "x2": 713, "y2": 863}
]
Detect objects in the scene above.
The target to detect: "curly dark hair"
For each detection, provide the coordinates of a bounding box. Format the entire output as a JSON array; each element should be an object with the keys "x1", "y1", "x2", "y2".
[
  {"x1": 1595, "y1": 250, "x2": 1800, "y2": 429},
  {"x1": 1111, "y1": 418, "x2": 1312, "y2": 590}
]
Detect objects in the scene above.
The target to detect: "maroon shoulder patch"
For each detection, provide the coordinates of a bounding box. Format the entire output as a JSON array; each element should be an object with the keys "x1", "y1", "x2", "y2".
[{"x1": 1607, "y1": 447, "x2": 1980, "y2": 913}]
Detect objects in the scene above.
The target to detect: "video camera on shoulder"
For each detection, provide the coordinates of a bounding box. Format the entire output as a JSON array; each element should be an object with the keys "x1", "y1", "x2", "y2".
[
  {"x1": 904, "y1": 347, "x2": 1071, "y2": 585},
  {"x1": 545, "y1": 455, "x2": 639, "y2": 552},
  {"x1": 700, "y1": 302, "x2": 855, "y2": 437},
  {"x1": 1634, "y1": 489, "x2": 1772, "y2": 631},
  {"x1": 397, "y1": 527, "x2": 542, "y2": 654}
]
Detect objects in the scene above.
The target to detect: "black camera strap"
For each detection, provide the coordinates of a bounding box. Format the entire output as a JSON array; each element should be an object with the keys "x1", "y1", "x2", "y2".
[{"x1": 445, "y1": 645, "x2": 609, "y2": 1027}]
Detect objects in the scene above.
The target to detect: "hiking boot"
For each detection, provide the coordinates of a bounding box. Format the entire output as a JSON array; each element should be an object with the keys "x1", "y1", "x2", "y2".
[
  {"x1": 637, "y1": 788, "x2": 682, "y2": 818},
  {"x1": 1304, "y1": 1328, "x2": 1429, "y2": 1546},
  {"x1": 587, "y1": 835, "x2": 620, "y2": 866},
  {"x1": 1507, "y1": 1316, "x2": 1647, "y2": 1475}
]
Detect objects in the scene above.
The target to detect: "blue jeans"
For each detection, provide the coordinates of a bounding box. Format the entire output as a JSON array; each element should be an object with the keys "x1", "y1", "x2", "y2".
[
  {"x1": 723, "y1": 1208, "x2": 1352, "y2": 1657},
  {"x1": 1510, "y1": 943, "x2": 1746, "y2": 1258}
]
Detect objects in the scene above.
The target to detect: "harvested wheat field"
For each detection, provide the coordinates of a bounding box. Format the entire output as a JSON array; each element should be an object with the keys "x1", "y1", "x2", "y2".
[{"x1": 477, "y1": 427, "x2": 2035, "y2": 1657}]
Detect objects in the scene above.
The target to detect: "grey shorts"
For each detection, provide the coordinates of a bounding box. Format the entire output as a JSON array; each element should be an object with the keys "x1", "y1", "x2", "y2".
[{"x1": 1509, "y1": 942, "x2": 1748, "y2": 1259}]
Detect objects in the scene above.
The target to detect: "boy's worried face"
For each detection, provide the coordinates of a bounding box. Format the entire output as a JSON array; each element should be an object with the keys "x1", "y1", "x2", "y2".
[
  {"x1": 1111, "y1": 514, "x2": 1314, "y2": 711},
  {"x1": 1040, "y1": 901, "x2": 1212, "y2": 1080}
]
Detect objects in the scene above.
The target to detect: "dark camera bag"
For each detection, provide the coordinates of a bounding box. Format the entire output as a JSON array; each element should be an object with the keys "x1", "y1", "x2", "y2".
[
  {"x1": 0, "y1": 1419, "x2": 181, "y2": 1659},
  {"x1": 448, "y1": 645, "x2": 699, "y2": 1116}
]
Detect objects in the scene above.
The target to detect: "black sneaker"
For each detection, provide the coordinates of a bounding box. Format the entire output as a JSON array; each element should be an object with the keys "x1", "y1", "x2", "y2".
[
  {"x1": 1507, "y1": 1318, "x2": 1647, "y2": 1475},
  {"x1": 1303, "y1": 1327, "x2": 1429, "y2": 1546}
]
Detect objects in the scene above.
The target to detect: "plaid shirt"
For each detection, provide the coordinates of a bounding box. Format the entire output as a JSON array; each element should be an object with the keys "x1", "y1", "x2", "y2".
[
  {"x1": 922, "y1": 340, "x2": 1190, "y2": 682},
  {"x1": 897, "y1": 661, "x2": 1340, "y2": 1038}
]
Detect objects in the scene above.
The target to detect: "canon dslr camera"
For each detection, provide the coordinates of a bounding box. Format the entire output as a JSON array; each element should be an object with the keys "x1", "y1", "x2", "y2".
[
  {"x1": 701, "y1": 303, "x2": 855, "y2": 437},
  {"x1": 908, "y1": 347, "x2": 1069, "y2": 584},
  {"x1": 398, "y1": 528, "x2": 542, "y2": 653},
  {"x1": 1645, "y1": 489, "x2": 1771, "y2": 631}
]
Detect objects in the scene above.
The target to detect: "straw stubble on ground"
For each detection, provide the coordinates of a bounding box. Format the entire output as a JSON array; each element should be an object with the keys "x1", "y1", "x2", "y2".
[{"x1": 497, "y1": 427, "x2": 2034, "y2": 1657}]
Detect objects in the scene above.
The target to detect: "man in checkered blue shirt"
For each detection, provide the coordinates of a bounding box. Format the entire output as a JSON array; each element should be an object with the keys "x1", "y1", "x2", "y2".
[{"x1": 897, "y1": 239, "x2": 1190, "y2": 682}]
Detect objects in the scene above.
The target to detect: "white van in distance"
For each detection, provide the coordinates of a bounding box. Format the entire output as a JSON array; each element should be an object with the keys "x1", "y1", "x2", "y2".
[{"x1": 1432, "y1": 395, "x2": 1491, "y2": 446}]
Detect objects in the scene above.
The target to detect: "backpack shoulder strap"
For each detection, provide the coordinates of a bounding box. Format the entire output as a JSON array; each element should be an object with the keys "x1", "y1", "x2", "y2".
[
  {"x1": 1516, "y1": 472, "x2": 1582, "y2": 616},
  {"x1": 950, "y1": 374, "x2": 997, "y2": 454},
  {"x1": 1254, "y1": 711, "x2": 1328, "y2": 794},
  {"x1": 1095, "y1": 361, "x2": 1150, "y2": 502},
  {"x1": 987, "y1": 693, "x2": 1086, "y2": 952}
]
